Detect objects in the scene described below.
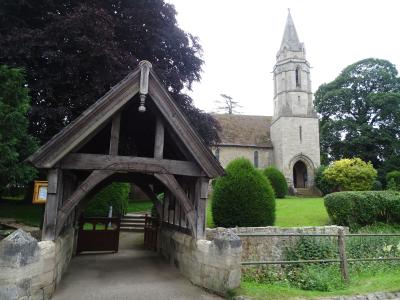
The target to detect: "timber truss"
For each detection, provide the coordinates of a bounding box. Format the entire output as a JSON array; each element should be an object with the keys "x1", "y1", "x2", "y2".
[{"x1": 27, "y1": 61, "x2": 224, "y2": 241}]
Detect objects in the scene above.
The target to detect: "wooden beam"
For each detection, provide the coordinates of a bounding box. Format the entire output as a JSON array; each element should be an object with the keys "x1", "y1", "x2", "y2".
[
  {"x1": 148, "y1": 72, "x2": 225, "y2": 178},
  {"x1": 154, "y1": 117, "x2": 164, "y2": 159},
  {"x1": 109, "y1": 113, "x2": 121, "y2": 155},
  {"x1": 60, "y1": 153, "x2": 203, "y2": 177},
  {"x1": 55, "y1": 170, "x2": 114, "y2": 236},
  {"x1": 154, "y1": 173, "x2": 196, "y2": 236},
  {"x1": 42, "y1": 169, "x2": 63, "y2": 241},
  {"x1": 195, "y1": 177, "x2": 209, "y2": 240}
]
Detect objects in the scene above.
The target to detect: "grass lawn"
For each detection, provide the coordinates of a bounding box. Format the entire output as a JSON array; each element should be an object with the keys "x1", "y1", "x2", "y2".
[
  {"x1": 207, "y1": 196, "x2": 329, "y2": 228},
  {"x1": 238, "y1": 267, "x2": 400, "y2": 300},
  {"x1": 127, "y1": 201, "x2": 153, "y2": 213},
  {"x1": 0, "y1": 201, "x2": 43, "y2": 227},
  {"x1": 275, "y1": 196, "x2": 329, "y2": 227}
]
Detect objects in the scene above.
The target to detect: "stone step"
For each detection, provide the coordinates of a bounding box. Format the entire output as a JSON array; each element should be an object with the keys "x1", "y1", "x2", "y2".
[
  {"x1": 125, "y1": 213, "x2": 147, "y2": 217},
  {"x1": 122, "y1": 215, "x2": 146, "y2": 220},
  {"x1": 120, "y1": 222, "x2": 145, "y2": 227},
  {"x1": 295, "y1": 188, "x2": 317, "y2": 196},
  {"x1": 120, "y1": 227, "x2": 145, "y2": 232}
]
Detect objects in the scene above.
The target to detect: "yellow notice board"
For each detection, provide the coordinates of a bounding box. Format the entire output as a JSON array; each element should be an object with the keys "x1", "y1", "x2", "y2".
[{"x1": 32, "y1": 181, "x2": 48, "y2": 204}]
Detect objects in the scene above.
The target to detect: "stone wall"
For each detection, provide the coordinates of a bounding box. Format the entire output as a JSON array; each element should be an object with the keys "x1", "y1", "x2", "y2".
[
  {"x1": 158, "y1": 227, "x2": 242, "y2": 295},
  {"x1": 207, "y1": 226, "x2": 348, "y2": 263},
  {"x1": 0, "y1": 228, "x2": 74, "y2": 300}
]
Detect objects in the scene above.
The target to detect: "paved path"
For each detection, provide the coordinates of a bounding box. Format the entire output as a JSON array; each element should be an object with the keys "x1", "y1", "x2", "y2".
[{"x1": 53, "y1": 233, "x2": 222, "y2": 300}]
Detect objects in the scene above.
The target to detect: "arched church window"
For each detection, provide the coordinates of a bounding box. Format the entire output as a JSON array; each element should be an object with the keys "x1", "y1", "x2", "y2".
[
  {"x1": 295, "y1": 66, "x2": 301, "y2": 88},
  {"x1": 254, "y1": 151, "x2": 259, "y2": 168},
  {"x1": 215, "y1": 148, "x2": 220, "y2": 161}
]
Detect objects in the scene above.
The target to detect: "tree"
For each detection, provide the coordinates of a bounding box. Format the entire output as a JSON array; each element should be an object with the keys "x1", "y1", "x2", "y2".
[
  {"x1": 315, "y1": 58, "x2": 400, "y2": 180},
  {"x1": 315, "y1": 165, "x2": 336, "y2": 195},
  {"x1": 216, "y1": 94, "x2": 242, "y2": 114},
  {"x1": 386, "y1": 171, "x2": 400, "y2": 191},
  {"x1": 0, "y1": 0, "x2": 219, "y2": 145},
  {"x1": 211, "y1": 158, "x2": 275, "y2": 227},
  {"x1": 323, "y1": 158, "x2": 377, "y2": 191},
  {"x1": 0, "y1": 65, "x2": 38, "y2": 195}
]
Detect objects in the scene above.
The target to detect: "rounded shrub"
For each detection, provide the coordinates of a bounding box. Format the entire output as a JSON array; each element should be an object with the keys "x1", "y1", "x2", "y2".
[
  {"x1": 323, "y1": 158, "x2": 377, "y2": 191},
  {"x1": 84, "y1": 182, "x2": 130, "y2": 217},
  {"x1": 324, "y1": 191, "x2": 400, "y2": 227},
  {"x1": 263, "y1": 166, "x2": 288, "y2": 198},
  {"x1": 315, "y1": 165, "x2": 336, "y2": 195},
  {"x1": 372, "y1": 180, "x2": 382, "y2": 191},
  {"x1": 386, "y1": 171, "x2": 400, "y2": 191},
  {"x1": 212, "y1": 158, "x2": 276, "y2": 227}
]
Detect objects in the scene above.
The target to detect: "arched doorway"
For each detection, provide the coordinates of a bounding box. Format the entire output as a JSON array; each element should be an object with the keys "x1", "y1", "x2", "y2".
[{"x1": 293, "y1": 160, "x2": 307, "y2": 188}]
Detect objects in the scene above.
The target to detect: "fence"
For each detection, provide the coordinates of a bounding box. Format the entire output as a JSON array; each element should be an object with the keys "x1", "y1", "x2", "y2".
[{"x1": 238, "y1": 229, "x2": 400, "y2": 283}]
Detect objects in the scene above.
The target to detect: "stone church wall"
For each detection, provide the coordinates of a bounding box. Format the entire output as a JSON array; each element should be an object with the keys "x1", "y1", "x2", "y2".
[
  {"x1": 213, "y1": 146, "x2": 273, "y2": 169},
  {"x1": 271, "y1": 116, "x2": 320, "y2": 187}
]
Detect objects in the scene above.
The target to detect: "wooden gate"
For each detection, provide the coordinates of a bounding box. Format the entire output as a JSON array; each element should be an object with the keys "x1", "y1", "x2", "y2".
[
  {"x1": 144, "y1": 215, "x2": 159, "y2": 251},
  {"x1": 77, "y1": 217, "x2": 121, "y2": 253}
]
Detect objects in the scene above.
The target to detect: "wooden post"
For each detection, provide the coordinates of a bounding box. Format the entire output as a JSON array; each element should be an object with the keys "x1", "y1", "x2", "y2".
[
  {"x1": 195, "y1": 177, "x2": 209, "y2": 239},
  {"x1": 42, "y1": 169, "x2": 63, "y2": 241},
  {"x1": 337, "y1": 229, "x2": 350, "y2": 284},
  {"x1": 109, "y1": 113, "x2": 121, "y2": 155},
  {"x1": 154, "y1": 117, "x2": 164, "y2": 159}
]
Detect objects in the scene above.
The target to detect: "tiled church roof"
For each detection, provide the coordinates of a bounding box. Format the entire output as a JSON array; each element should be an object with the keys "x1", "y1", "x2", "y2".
[{"x1": 213, "y1": 114, "x2": 273, "y2": 148}]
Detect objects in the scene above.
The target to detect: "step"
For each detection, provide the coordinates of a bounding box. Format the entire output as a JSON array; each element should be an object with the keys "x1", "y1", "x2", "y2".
[
  {"x1": 120, "y1": 222, "x2": 145, "y2": 227},
  {"x1": 120, "y1": 227, "x2": 145, "y2": 232},
  {"x1": 121, "y1": 216, "x2": 145, "y2": 221},
  {"x1": 295, "y1": 188, "x2": 318, "y2": 196},
  {"x1": 125, "y1": 213, "x2": 147, "y2": 217}
]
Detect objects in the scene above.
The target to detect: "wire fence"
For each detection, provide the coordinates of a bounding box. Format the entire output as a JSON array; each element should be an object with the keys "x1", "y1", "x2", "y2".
[{"x1": 238, "y1": 230, "x2": 400, "y2": 283}]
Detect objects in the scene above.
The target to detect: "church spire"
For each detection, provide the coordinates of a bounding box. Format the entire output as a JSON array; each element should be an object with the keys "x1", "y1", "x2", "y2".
[{"x1": 279, "y1": 10, "x2": 302, "y2": 52}]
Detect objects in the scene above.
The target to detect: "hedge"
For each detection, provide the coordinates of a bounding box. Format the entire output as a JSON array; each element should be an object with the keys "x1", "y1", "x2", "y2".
[
  {"x1": 212, "y1": 158, "x2": 276, "y2": 227},
  {"x1": 263, "y1": 166, "x2": 288, "y2": 198},
  {"x1": 84, "y1": 182, "x2": 130, "y2": 217},
  {"x1": 324, "y1": 191, "x2": 400, "y2": 227}
]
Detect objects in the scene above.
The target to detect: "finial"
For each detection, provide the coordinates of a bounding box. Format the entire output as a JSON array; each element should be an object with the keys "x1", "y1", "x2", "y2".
[
  {"x1": 288, "y1": 8, "x2": 291, "y2": 14},
  {"x1": 138, "y1": 60, "x2": 152, "y2": 113}
]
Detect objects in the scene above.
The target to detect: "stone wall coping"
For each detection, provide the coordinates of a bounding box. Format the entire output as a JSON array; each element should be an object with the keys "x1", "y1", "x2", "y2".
[{"x1": 207, "y1": 225, "x2": 349, "y2": 236}]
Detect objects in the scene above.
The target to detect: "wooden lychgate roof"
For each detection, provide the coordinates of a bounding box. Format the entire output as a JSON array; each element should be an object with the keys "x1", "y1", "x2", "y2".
[{"x1": 27, "y1": 61, "x2": 224, "y2": 178}]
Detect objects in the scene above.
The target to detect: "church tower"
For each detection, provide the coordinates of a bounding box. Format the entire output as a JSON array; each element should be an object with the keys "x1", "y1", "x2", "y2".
[{"x1": 270, "y1": 11, "x2": 320, "y2": 192}]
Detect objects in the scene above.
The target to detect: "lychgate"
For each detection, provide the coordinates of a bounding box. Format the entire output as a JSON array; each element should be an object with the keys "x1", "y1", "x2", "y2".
[{"x1": 27, "y1": 60, "x2": 224, "y2": 242}]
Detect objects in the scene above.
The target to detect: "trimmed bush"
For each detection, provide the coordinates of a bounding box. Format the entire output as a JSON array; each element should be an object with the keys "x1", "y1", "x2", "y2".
[
  {"x1": 85, "y1": 182, "x2": 130, "y2": 217},
  {"x1": 263, "y1": 167, "x2": 288, "y2": 198},
  {"x1": 212, "y1": 158, "x2": 276, "y2": 227},
  {"x1": 315, "y1": 165, "x2": 336, "y2": 195},
  {"x1": 324, "y1": 191, "x2": 400, "y2": 227},
  {"x1": 323, "y1": 158, "x2": 377, "y2": 191},
  {"x1": 372, "y1": 180, "x2": 383, "y2": 191},
  {"x1": 386, "y1": 171, "x2": 400, "y2": 191}
]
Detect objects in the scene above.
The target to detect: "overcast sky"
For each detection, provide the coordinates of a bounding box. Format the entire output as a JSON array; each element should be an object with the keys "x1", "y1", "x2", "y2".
[{"x1": 168, "y1": 0, "x2": 400, "y2": 116}]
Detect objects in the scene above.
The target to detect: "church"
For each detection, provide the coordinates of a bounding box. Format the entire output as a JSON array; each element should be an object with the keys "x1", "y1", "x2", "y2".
[{"x1": 212, "y1": 12, "x2": 321, "y2": 194}]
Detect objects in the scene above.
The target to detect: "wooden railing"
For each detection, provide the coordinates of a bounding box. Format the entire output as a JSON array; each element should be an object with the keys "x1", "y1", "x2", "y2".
[{"x1": 239, "y1": 230, "x2": 400, "y2": 283}]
